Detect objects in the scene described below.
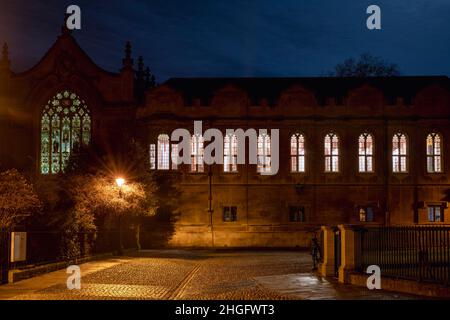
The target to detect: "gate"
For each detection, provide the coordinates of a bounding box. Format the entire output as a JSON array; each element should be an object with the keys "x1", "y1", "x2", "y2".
[
  {"x1": 334, "y1": 228, "x2": 341, "y2": 277},
  {"x1": 0, "y1": 231, "x2": 10, "y2": 284}
]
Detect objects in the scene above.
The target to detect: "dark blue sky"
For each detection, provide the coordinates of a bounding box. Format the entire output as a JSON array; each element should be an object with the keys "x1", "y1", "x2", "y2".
[{"x1": 1, "y1": 0, "x2": 450, "y2": 81}]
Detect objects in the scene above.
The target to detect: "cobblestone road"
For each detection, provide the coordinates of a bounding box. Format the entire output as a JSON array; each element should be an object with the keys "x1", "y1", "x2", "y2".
[{"x1": 0, "y1": 250, "x2": 422, "y2": 300}]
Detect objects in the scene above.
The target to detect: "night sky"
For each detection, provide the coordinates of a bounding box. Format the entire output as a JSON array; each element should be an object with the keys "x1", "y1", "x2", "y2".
[{"x1": 1, "y1": 0, "x2": 450, "y2": 81}]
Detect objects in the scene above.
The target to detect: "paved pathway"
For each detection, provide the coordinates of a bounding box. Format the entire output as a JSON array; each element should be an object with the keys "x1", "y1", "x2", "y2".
[{"x1": 0, "y1": 250, "x2": 422, "y2": 300}]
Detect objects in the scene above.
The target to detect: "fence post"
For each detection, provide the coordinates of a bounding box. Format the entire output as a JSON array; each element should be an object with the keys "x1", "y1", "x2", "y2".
[
  {"x1": 338, "y1": 224, "x2": 356, "y2": 283},
  {"x1": 318, "y1": 226, "x2": 335, "y2": 277}
]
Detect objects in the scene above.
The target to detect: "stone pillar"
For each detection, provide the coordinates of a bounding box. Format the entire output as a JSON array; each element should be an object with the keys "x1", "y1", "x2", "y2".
[
  {"x1": 319, "y1": 226, "x2": 335, "y2": 277},
  {"x1": 338, "y1": 224, "x2": 356, "y2": 283}
]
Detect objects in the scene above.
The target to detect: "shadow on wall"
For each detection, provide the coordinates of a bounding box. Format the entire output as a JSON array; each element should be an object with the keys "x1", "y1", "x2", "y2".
[
  {"x1": 140, "y1": 206, "x2": 180, "y2": 248},
  {"x1": 140, "y1": 171, "x2": 181, "y2": 248}
]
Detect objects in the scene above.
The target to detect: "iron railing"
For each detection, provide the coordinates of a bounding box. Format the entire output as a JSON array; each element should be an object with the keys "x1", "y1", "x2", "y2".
[
  {"x1": 355, "y1": 226, "x2": 450, "y2": 285},
  {"x1": 0, "y1": 229, "x2": 137, "y2": 284}
]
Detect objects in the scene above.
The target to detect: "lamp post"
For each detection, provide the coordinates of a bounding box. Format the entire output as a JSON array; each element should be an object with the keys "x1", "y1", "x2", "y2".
[
  {"x1": 115, "y1": 177, "x2": 125, "y2": 254},
  {"x1": 208, "y1": 165, "x2": 214, "y2": 248}
]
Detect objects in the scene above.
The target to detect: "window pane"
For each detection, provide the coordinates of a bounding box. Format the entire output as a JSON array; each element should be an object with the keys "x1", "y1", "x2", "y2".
[
  {"x1": 191, "y1": 135, "x2": 204, "y2": 172},
  {"x1": 435, "y1": 135, "x2": 441, "y2": 155},
  {"x1": 435, "y1": 156, "x2": 441, "y2": 173},
  {"x1": 325, "y1": 157, "x2": 331, "y2": 172},
  {"x1": 332, "y1": 156, "x2": 339, "y2": 172},
  {"x1": 400, "y1": 135, "x2": 407, "y2": 155},
  {"x1": 324, "y1": 135, "x2": 331, "y2": 156},
  {"x1": 257, "y1": 134, "x2": 271, "y2": 173},
  {"x1": 427, "y1": 135, "x2": 434, "y2": 155},
  {"x1": 358, "y1": 135, "x2": 365, "y2": 155},
  {"x1": 291, "y1": 135, "x2": 297, "y2": 156},
  {"x1": 435, "y1": 207, "x2": 441, "y2": 222},
  {"x1": 427, "y1": 156, "x2": 434, "y2": 173},
  {"x1": 291, "y1": 156, "x2": 297, "y2": 172},
  {"x1": 299, "y1": 135, "x2": 305, "y2": 155},
  {"x1": 393, "y1": 156, "x2": 399, "y2": 172},
  {"x1": 366, "y1": 134, "x2": 373, "y2": 155},
  {"x1": 332, "y1": 135, "x2": 339, "y2": 155},
  {"x1": 359, "y1": 156, "x2": 366, "y2": 172},
  {"x1": 400, "y1": 156, "x2": 407, "y2": 172},
  {"x1": 299, "y1": 155, "x2": 305, "y2": 172},
  {"x1": 367, "y1": 156, "x2": 373, "y2": 172},
  {"x1": 158, "y1": 134, "x2": 170, "y2": 170}
]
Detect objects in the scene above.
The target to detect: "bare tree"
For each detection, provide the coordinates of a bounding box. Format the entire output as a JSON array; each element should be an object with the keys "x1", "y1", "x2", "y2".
[
  {"x1": 330, "y1": 53, "x2": 400, "y2": 77},
  {"x1": 0, "y1": 169, "x2": 41, "y2": 229}
]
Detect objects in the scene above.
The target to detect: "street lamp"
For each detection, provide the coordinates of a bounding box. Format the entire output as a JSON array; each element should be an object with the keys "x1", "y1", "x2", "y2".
[
  {"x1": 116, "y1": 177, "x2": 125, "y2": 197},
  {"x1": 115, "y1": 177, "x2": 125, "y2": 254},
  {"x1": 116, "y1": 177, "x2": 125, "y2": 188}
]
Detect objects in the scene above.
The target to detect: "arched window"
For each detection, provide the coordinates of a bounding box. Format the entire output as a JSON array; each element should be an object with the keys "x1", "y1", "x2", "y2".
[
  {"x1": 224, "y1": 134, "x2": 238, "y2": 172},
  {"x1": 324, "y1": 133, "x2": 339, "y2": 172},
  {"x1": 291, "y1": 134, "x2": 305, "y2": 172},
  {"x1": 392, "y1": 133, "x2": 408, "y2": 173},
  {"x1": 427, "y1": 133, "x2": 442, "y2": 173},
  {"x1": 157, "y1": 134, "x2": 170, "y2": 170},
  {"x1": 257, "y1": 133, "x2": 271, "y2": 173},
  {"x1": 191, "y1": 134, "x2": 204, "y2": 172},
  {"x1": 359, "y1": 133, "x2": 374, "y2": 172},
  {"x1": 40, "y1": 91, "x2": 91, "y2": 174}
]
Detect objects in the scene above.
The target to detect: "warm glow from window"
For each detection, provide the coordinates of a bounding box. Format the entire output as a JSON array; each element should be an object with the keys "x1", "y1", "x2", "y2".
[
  {"x1": 324, "y1": 133, "x2": 339, "y2": 172},
  {"x1": 359, "y1": 133, "x2": 374, "y2": 173},
  {"x1": 392, "y1": 133, "x2": 408, "y2": 173},
  {"x1": 427, "y1": 133, "x2": 442, "y2": 173},
  {"x1": 291, "y1": 133, "x2": 305, "y2": 173}
]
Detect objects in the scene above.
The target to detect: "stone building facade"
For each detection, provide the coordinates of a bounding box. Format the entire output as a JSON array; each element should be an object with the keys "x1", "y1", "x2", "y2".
[{"x1": 1, "y1": 30, "x2": 449, "y2": 247}]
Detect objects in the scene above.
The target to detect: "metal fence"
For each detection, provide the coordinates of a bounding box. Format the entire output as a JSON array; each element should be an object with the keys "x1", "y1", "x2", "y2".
[
  {"x1": 0, "y1": 229, "x2": 137, "y2": 284},
  {"x1": 355, "y1": 226, "x2": 450, "y2": 285}
]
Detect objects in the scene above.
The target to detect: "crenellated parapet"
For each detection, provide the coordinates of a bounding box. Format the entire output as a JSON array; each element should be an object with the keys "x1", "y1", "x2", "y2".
[{"x1": 137, "y1": 76, "x2": 450, "y2": 120}]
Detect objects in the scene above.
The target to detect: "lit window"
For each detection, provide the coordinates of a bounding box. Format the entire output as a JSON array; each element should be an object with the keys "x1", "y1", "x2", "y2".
[
  {"x1": 291, "y1": 134, "x2": 305, "y2": 173},
  {"x1": 359, "y1": 133, "x2": 374, "y2": 173},
  {"x1": 149, "y1": 144, "x2": 156, "y2": 170},
  {"x1": 428, "y1": 206, "x2": 443, "y2": 222},
  {"x1": 289, "y1": 206, "x2": 305, "y2": 222},
  {"x1": 224, "y1": 134, "x2": 238, "y2": 172},
  {"x1": 191, "y1": 134, "x2": 204, "y2": 172},
  {"x1": 427, "y1": 133, "x2": 442, "y2": 173},
  {"x1": 359, "y1": 207, "x2": 374, "y2": 222},
  {"x1": 157, "y1": 134, "x2": 170, "y2": 170},
  {"x1": 392, "y1": 133, "x2": 408, "y2": 173},
  {"x1": 223, "y1": 206, "x2": 237, "y2": 222},
  {"x1": 324, "y1": 133, "x2": 339, "y2": 172},
  {"x1": 257, "y1": 133, "x2": 271, "y2": 173},
  {"x1": 40, "y1": 91, "x2": 91, "y2": 174}
]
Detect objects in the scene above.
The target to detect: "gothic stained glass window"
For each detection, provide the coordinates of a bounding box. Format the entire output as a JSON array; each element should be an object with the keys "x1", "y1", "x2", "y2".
[
  {"x1": 40, "y1": 91, "x2": 91, "y2": 174},
  {"x1": 191, "y1": 134, "x2": 204, "y2": 172},
  {"x1": 359, "y1": 133, "x2": 374, "y2": 173},
  {"x1": 224, "y1": 134, "x2": 238, "y2": 172},
  {"x1": 257, "y1": 133, "x2": 271, "y2": 173},
  {"x1": 158, "y1": 134, "x2": 170, "y2": 170},
  {"x1": 427, "y1": 133, "x2": 442, "y2": 173},
  {"x1": 392, "y1": 133, "x2": 408, "y2": 173},
  {"x1": 324, "y1": 133, "x2": 339, "y2": 172},
  {"x1": 291, "y1": 134, "x2": 305, "y2": 173}
]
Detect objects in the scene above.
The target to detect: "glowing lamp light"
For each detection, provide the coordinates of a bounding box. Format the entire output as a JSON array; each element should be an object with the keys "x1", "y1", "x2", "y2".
[{"x1": 115, "y1": 178, "x2": 125, "y2": 187}]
